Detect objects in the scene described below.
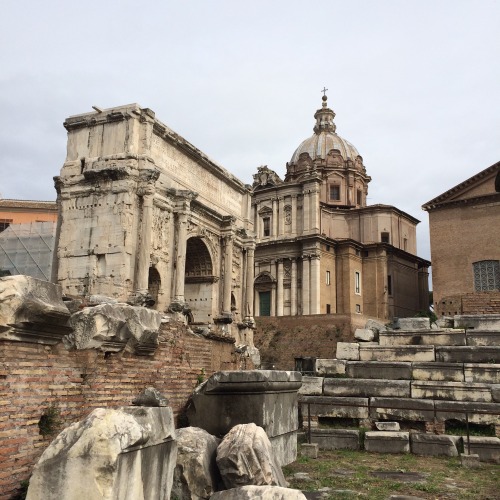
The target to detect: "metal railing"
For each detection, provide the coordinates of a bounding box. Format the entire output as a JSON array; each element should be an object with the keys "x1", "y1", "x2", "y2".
[{"x1": 300, "y1": 399, "x2": 499, "y2": 455}]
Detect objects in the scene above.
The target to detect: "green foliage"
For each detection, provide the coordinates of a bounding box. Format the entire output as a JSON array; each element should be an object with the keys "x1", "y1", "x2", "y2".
[
  {"x1": 195, "y1": 368, "x2": 205, "y2": 386},
  {"x1": 38, "y1": 403, "x2": 61, "y2": 437},
  {"x1": 415, "y1": 309, "x2": 438, "y2": 324}
]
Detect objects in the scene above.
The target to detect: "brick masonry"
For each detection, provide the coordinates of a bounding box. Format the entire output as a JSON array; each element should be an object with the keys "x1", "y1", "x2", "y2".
[
  {"x1": 0, "y1": 321, "x2": 249, "y2": 499},
  {"x1": 254, "y1": 313, "x2": 374, "y2": 370}
]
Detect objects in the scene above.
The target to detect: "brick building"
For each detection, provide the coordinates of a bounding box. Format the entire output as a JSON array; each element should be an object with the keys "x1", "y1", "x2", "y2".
[{"x1": 422, "y1": 161, "x2": 500, "y2": 316}]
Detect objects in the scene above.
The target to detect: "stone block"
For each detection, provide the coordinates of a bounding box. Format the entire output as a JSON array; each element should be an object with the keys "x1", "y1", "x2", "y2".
[
  {"x1": 455, "y1": 314, "x2": 500, "y2": 331},
  {"x1": 187, "y1": 370, "x2": 301, "y2": 466},
  {"x1": 410, "y1": 433, "x2": 461, "y2": 457},
  {"x1": 359, "y1": 345, "x2": 435, "y2": 362},
  {"x1": 460, "y1": 453, "x2": 481, "y2": 468},
  {"x1": 436, "y1": 346, "x2": 500, "y2": 363},
  {"x1": 300, "y1": 443, "x2": 319, "y2": 458},
  {"x1": 216, "y1": 423, "x2": 287, "y2": 489},
  {"x1": 370, "y1": 398, "x2": 435, "y2": 421},
  {"x1": 492, "y1": 385, "x2": 500, "y2": 403},
  {"x1": 411, "y1": 362, "x2": 464, "y2": 382},
  {"x1": 379, "y1": 330, "x2": 465, "y2": 346},
  {"x1": 346, "y1": 361, "x2": 411, "y2": 380},
  {"x1": 436, "y1": 317, "x2": 454, "y2": 328},
  {"x1": 365, "y1": 319, "x2": 387, "y2": 334},
  {"x1": 298, "y1": 376, "x2": 323, "y2": 395},
  {"x1": 315, "y1": 359, "x2": 346, "y2": 376},
  {"x1": 464, "y1": 363, "x2": 500, "y2": 384},
  {"x1": 0, "y1": 275, "x2": 71, "y2": 344},
  {"x1": 411, "y1": 381, "x2": 492, "y2": 402},
  {"x1": 355, "y1": 328, "x2": 376, "y2": 342},
  {"x1": 324, "y1": 378, "x2": 411, "y2": 398},
  {"x1": 26, "y1": 407, "x2": 176, "y2": 500},
  {"x1": 269, "y1": 432, "x2": 297, "y2": 467},
  {"x1": 66, "y1": 303, "x2": 163, "y2": 355},
  {"x1": 395, "y1": 317, "x2": 430, "y2": 330},
  {"x1": 310, "y1": 429, "x2": 360, "y2": 450},
  {"x1": 467, "y1": 437, "x2": 500, "y2": 463},
  {"x1": 300, "y1": 396, "x2": 369, "y2": 419},
  {"x1": 434, "y1": 401, "x2": 500, "y2": 425},
  {"x1": 336, "y1": 342, "x2": 360, "y2": 360},
  {"x1": 172, "y1": 427, "x2": 221, "y2": 500},
  {"x1": 466, "y1": 330, "x2": 500, "y2": 346},
  {"x1": 364, "y1": 431, "x2": 410, "y2": 453},
  {"x1": 375, "y1": 421, "x2": 400, "y2": 431},
  {"x1": 210, "y1": 485, "x2": 307, "y2": 499}
]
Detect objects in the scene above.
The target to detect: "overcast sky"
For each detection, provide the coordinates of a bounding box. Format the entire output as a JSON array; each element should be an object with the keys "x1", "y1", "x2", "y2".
[{"x1": 1, "y1": 0, "x2": 499, "y2": 264}]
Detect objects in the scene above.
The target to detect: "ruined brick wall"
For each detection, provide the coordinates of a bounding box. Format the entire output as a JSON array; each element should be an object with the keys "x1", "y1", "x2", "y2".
[
  {"x1": 0, "y1": 321, "x2": 248, "y2": 500},
  {"x1": 461, "y1": 291, "x2": 500, "y2": 314},
  {"x1": 254, "y1": 314, "x2": 373, "y2": 370}
]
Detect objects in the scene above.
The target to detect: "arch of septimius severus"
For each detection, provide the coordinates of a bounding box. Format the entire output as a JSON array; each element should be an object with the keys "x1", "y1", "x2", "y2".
[
  {"x1": 54, "y1": 96, "x2": 429, "y2": 341},
  {"x1": 54, "y1": 104, "x2": 256, "y2": 340}
]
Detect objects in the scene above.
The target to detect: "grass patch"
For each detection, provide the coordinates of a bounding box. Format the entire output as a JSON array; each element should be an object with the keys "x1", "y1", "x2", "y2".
[{"x1": 285, "y1": 449, "x2": 500, "y2": 499}]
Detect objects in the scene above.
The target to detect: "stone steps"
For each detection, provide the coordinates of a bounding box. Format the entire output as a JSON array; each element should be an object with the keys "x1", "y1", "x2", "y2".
[
  {"x1": 436, "y1": 346, "x2": 500, "y2": 363},
  {"x1": 379, "y1": 330, "x2": 466, "y2": 346}
]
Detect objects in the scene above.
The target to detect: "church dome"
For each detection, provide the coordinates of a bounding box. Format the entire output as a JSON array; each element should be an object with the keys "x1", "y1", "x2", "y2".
[{"x1": 289, "y1": 94, "x2": 361, "y2": 165}]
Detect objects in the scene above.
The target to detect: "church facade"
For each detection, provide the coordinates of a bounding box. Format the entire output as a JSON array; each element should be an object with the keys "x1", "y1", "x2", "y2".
[{"x1": 53, "y1": 95, "x2": 429, "y2": 337}]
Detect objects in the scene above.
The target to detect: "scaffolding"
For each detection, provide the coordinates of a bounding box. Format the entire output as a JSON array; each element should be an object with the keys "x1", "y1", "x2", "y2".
[{"x1": 0, "y1": 221, "x2": 56, "y2": 281}]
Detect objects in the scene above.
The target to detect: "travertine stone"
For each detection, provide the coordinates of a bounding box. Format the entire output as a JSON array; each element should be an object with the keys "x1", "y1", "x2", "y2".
[
  {"x1": 172, "y1": 427, "x2": 221, "y2": 500},
  {"x1": 461, "y1": 453, "x2": 481, "y2": 468},
  {"x1": 370, "y1": 397, "x2": 435, "y2": 421},
  {"x1": 299, "y1": 376, "x2": 323, "y2": 395},
  {"x1": 364, "y1": 431, "x2": 410, "y2": 454},
  {"x1": 216, "y1": 424, "x2": 287, "y2": 489},
  {"x1": 412, "y1": 362, "x2": 464, "y2": 382},
  {"x1": 434, "y1": 401, "x2": 500, "y2": 425},
  {"x1": 311, "y1": 429, "x2": 360, "y2": 450},
  {"x1": 315, "y1": 359, "x2": 346, "y2": 376},
  {"x1": 26, "y1": 407, "x2": 176, "y2": 500},
  {"x1": 436, "y1": 317, "x2": 454, "y2": 328},
  {"x1": 375, "y1": 421, "x2": 400, "y2": 431},
  {"x1": 300, "y1": 443, "x2": 319, "y2": 458},
  {"x1": 410, "y1": 433, "x2": 461, "y2": 457},
  {"x1": 66, "y1": 303, "x2": 162, "y2": 355},
  {"x1": 464, "y1": 364, "x2": 500, "y2": 384},
  {"x1": 395, "y1": 318, "x2": 430, "y2": 330},
  {"x1": 336, "y1": 342, "x2": 360, "y2": 360},
  {"x1": 379, "y1": 330, "x2": 465, "y2": 346},
  {"x1": 359, "y1": 345, "x2": 435, "y2": 362},
  {"x1": 0, "y1": 275, "x2": 71, "y2": 344},
  {"x1": 466, "y1": 330, "x2": 500, "y2": 346},
  {"x1": 455, "y1": 314, "x2": 500, "y2": 331},
  {"x1": 411, "y1": 381, "x2": 492, "y2": 402},
  {"x1": 365, "y1": 319, "x2": 387, "y2": 334},
  {"x1": 467, "y1": 436, "x2": 500, "y2": 463},
  {"x1": 300, "y1": 396, "x2": 369, "y2": 419},
  {"x1": 354, "y1": 328, "x2": 376, "y2": 342},
  {"x1": 210, "y1": 486, "x2": 307, "y2": 500},
  {"x1": 492, "y1": 385, "x2": 500, "y2": 403},
  {"x1": 187, "y1": 370, "x2": 301, "y2": 466},
  {"x1": 346, "y1": 361, "x2": 411, "y2": 380},
  {"x1": 324, "y1": 378, "x2": 411, "y2": 398},
  {"x1": 436, "y1": 346, "x2": 500, "y2": 363}
]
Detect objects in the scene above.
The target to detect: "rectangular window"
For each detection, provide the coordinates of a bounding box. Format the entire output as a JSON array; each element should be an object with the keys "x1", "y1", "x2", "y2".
[
  {"x1": 403, "y1": 238, "x2": 408, "y2": 251},
  {"x1": 381, "y1": 232, "x2": 390, "y2": 243},
  {"x1": 357, "y1": 189, "x2": 362, "y2": 206},
  {"x1": 355, "y1": 304, "x2": 361, "y2": 313},
  {"x1": 326, "y1": 270, "x2": 331, "y2": 285},
  {"x1": 326, "y1": 304, "x2": 331, "y2": 314},
  {"x1": 263, "y1": 217, "x2": 270, "y2": 237},
  {"x1": 0, "y1": 219, "x2": 13, "y2": 232},
  {"x1": 387, "y1": 275, "x2": 392, "y2": 296},
  {"x1": 329, "y1": 185, "x2": 340, "y2": 201},
  {"x1": 355, "y1": 271, "x2": 361, "y2": 294}
]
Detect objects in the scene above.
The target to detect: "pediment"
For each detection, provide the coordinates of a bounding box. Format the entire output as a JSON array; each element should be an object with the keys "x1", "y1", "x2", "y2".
[
  {"x1": 423, "y1": 162, "x2": 500, "y2": 209},
  {"x1": 258, "y1": 205, "x2": 273, "y2": 215}
]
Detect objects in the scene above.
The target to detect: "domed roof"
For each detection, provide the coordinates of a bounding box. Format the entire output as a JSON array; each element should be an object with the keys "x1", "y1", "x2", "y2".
[{"x1": 289, "y1": 95, "x2": 361, "y2": 165}]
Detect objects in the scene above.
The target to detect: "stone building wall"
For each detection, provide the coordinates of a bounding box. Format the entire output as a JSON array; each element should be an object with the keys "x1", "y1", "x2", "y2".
[{"x1": 0, "y1": 321, "x2": 248, "y2": 500}]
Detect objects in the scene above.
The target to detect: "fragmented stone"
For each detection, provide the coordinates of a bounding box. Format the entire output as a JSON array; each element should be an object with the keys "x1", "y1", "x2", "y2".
[
  {"x1": 336, "y1": 342, "x2": 359, "y2": 360},
  {"x1": 172, "y1": 427, "x2": 221, "y2": 500},
  {"x1": 26, "y1": 406, "x2": 176, "y2": 500},
  {"x1": 355, "y1": 328, "x2": 376, "y2": 342},
  {"x1": 66, "y1": 303, "x2": 162, "y2": 354},
  {"x1": 209, "y1": 485, "x2": 307, "y2": 499},
  {"x1": 216, "y1": 423, "x2": 287, "y2": 489},
  {"x1": 132, "y1": 387, "x2": 169, "y2": 407}
]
